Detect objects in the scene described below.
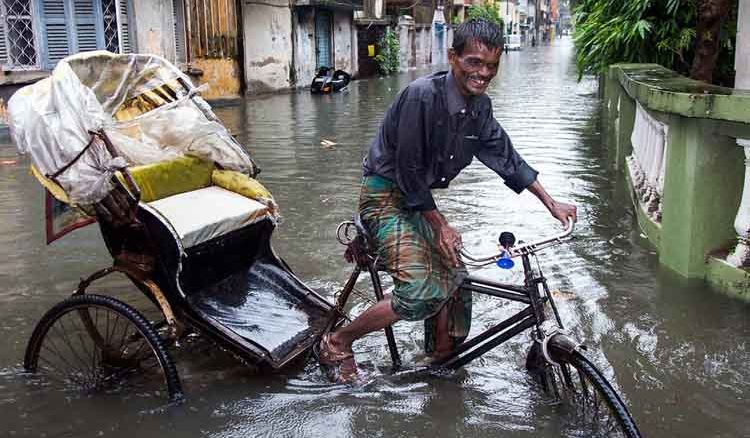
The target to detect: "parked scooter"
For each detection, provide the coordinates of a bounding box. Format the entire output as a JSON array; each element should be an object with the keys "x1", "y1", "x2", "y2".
[{"x1": 310, "y1": 67, "x2": 351, "y2": 94}]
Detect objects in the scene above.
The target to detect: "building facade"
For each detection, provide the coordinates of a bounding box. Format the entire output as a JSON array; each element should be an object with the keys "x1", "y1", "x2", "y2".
[
  {"x1": 0, "y1": 0, "x2": 471, "y2": 120},
  {"x1": 242, "y1": 0, "x2": 361, "y2": 93},
  {"x1": 0, "y1": 0, "x2": 247, "y2": 122}
]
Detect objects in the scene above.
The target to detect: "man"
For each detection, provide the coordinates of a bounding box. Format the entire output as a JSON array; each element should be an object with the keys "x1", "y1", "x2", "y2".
[{"x1": 318, "y1": 19, "x2": 577, "y2": 382}]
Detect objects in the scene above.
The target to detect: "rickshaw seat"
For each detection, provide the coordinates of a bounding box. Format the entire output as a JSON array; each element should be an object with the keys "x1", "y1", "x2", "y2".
[
  {"x1": 126, "y1": 155, "x2": 276, "y2": 249},
  {"x1": 148, "y1": 186, "x2": 271, "y2": 248}
]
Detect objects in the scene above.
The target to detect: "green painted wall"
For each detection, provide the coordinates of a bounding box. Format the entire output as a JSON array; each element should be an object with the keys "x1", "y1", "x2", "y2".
[{"x1": 604, "y1": 64, "x2": 750, "y2": 299}]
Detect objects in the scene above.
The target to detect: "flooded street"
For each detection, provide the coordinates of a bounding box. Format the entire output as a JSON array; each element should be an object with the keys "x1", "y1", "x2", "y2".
[{"x1": 1, "y1": 38, "x2": 749, "y2": 437}]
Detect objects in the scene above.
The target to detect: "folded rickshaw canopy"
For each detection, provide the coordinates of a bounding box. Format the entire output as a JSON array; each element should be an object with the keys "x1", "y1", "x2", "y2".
[{"x1": 8, "y1": 51, "x2": 258, "y2": 205}]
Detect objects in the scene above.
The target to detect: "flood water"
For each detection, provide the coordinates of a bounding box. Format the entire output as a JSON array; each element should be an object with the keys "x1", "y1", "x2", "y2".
[{"x1": 1, "y1": 38, "x2": 749, "y2": 437}]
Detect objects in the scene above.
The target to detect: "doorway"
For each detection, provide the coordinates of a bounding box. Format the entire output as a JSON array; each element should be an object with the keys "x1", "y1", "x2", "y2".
[{"x1": 315, "y1": 10, "x2": 333, "y2": 69}]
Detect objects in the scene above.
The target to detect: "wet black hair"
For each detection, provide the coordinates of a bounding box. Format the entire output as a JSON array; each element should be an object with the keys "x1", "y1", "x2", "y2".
[{"x1": 452, "y1": 19, "x2": 504, "y2": 55}]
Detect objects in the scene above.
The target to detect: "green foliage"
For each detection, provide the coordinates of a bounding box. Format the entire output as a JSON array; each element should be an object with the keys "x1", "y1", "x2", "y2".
[
  {"x1": 374, "y1": 28, "x2": 400, "y2": 76},
  {"x1": 467, "y1": 3, "x2": 504, "y2": 27},
  {"x1": 573, "y1": 0, "x2": 737, "y2": 85}
]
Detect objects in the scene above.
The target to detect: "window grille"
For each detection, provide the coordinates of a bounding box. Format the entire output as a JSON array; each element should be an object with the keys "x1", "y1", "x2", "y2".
[
  {"x1": 1, "y1": 0, "x2": 39, "y2": 70},
  {"x1": 0, "y1": 0, "x2": 132, "y2": 71},
  {"x1": 102, "y1": 0, "x2": 118, "y2": 52}
]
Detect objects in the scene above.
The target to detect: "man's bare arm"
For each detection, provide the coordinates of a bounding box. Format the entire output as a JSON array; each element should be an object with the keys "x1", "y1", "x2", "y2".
[{"x1": 526, "y1": 180, "x2": 578, "y2": 225}]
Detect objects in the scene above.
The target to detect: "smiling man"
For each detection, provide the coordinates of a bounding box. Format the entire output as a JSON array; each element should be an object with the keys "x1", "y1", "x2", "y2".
[{"x1": 318, "y1": 19, "x2": 577, "y2": 382}]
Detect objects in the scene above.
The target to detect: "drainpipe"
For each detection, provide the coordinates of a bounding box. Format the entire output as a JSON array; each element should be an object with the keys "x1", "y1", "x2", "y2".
[
  {"x1": 236, "y1": 0, "x2": 247, "y2": 95},
  {"x1": 289, "y1": 0, "x2": 297, "y2": 88},
  {"x1": 727, "y1": 0, "x2": 750, "y2": 267}
]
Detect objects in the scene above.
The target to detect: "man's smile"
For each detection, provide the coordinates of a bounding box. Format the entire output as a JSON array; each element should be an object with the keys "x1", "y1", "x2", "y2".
[{"x1": 468, "y1": 75, "x2": 490, "y2": 90}]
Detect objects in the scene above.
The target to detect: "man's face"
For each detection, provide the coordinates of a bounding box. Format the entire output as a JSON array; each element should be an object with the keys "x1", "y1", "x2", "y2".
[{"x1": 448, "y1": 41, "x2": 502, "y2": 97}]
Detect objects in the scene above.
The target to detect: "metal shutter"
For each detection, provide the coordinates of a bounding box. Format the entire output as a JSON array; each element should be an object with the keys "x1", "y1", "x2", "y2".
[
  {"x1": 0, "y1": 11, "x2": 7, "y2": 66},
  {"x1": 41, "y1": 0, "x2": 70, "y2": 68},
  {"x1": 72, "y1": 0, "x2": 99, "y2": 53},
  {"x1": 172, "y1": 0, "x2": 185, "y2": 63},
  {"x1": 116, "y1": 0, "x2": 130, "y2": 53}
]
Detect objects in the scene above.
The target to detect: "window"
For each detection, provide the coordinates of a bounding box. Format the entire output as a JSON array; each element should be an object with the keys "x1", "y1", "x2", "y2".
[
  {"x1": 0, "y1": 0, "x2": 38, "y2": 70},
  {"x1": 172, "y1": 0, "x2": 186, "y2": 64},
  {"x1": 0, "y1": 0, "x2": 131, "y2": 71}
]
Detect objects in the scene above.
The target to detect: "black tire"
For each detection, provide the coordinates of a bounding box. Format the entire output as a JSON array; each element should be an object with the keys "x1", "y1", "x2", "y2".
[
  {"x1": 527, "y1": 342, "x2": 642, "y2": 438},
  {"x1": 24, "y1": 294, "x2": 183, "y2": 402}
]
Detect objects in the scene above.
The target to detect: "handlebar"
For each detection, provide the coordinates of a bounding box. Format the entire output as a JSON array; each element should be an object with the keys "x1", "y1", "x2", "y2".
[{"x1": 460, "y1": 218, "x2": 575, "y2": 267}]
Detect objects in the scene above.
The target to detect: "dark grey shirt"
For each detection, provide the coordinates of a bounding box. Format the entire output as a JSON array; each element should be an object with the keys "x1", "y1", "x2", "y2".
[{"x1": 363, "y1": 70, "x2": 539, "y2": 211}]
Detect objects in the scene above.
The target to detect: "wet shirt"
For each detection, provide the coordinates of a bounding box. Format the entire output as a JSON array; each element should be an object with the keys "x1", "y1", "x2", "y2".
[{"x1": 363, "y1": 71, "x2": 539, "y2": 211}]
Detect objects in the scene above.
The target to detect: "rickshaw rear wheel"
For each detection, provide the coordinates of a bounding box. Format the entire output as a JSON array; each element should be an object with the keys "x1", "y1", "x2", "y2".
[{"x1": 24, "y1": 294, "x2": 183, "y2": 402}]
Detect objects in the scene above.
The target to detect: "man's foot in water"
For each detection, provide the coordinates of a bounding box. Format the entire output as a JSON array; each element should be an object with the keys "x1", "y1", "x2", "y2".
[{"x1": 318, "y1": 332, "x2": 358, "y2": 383}]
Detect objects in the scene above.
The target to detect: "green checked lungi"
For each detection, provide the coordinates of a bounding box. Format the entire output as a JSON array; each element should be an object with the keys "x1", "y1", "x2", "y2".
[{"x1": 359, "y1": 174, "x2": 472, "y2": 352}]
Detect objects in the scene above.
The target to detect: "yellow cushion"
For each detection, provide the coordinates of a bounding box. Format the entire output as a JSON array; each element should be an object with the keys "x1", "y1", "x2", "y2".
[
  {"x1": 211, "y1": 169, "x2": 278, "y2": 217},
  {"x1": 127, "y1": 155, "x2": 214, "y2": 202}
]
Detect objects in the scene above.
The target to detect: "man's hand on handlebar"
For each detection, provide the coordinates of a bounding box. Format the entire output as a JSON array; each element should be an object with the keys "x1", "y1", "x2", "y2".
[
  {"x1": 548, "y1": 200, "x2": 577, "y2": 227},
  {"x1": 526, "y1": 180, "x2": 577, "y2": 227}
]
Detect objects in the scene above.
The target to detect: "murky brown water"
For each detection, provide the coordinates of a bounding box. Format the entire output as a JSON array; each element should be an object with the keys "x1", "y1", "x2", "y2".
[{"x1": 1, "y1": 38, "x2": 749, "y2": 437}]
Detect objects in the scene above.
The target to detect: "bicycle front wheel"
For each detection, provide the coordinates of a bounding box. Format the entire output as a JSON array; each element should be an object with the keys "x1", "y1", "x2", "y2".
[{"x1": 528, "y1": 341, "x2": 642, "y2": 438}]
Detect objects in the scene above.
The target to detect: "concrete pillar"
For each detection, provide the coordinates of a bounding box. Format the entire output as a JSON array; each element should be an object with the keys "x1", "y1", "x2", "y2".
[
  {"x1": 602, "y1": 67, "x2": 622, "y2": 165},
  {"x1": 735, "y1": 0, "x2": 750, "y2": 90},
  {"x1": 363, "y1": 0, "x2": 384, "y2": 19},
  {"x1": 398, "y1": 15, "x2": 414, "y2": 71},
  {"x1": 431, "y1": 6, "x2": 446, "y2": 66},
  {"x1": 659, "y1": 119, "x2": 744, "y2": 278}
]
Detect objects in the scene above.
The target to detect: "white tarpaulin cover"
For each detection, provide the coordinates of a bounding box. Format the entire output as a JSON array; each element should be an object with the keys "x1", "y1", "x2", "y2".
[{"x1": 8, "y1": 51, "x2": 257, "y2": 205}]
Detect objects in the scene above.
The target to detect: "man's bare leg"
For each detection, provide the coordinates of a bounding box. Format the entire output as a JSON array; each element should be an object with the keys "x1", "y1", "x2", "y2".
[
  {"x1": 432, "y1": 304, "x2": 453, "y2": 359},
  {"x1": 327, "y1": 298, "x2": 454, "y2": 358},
  {"x1": 327, "y1": 298, "x2": 400, "y2": 353}
]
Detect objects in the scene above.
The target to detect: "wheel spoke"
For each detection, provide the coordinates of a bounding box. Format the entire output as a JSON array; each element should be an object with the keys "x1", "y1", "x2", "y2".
[
  {"x1": 51, "y1": 317, "x2": 92, "y2": 377},
  {"x1": 70, "y1": 312, "x2": 100, "y2": 386},
  {"x1": 40, "y1": 338, "x2": 85, "y2": 377}
]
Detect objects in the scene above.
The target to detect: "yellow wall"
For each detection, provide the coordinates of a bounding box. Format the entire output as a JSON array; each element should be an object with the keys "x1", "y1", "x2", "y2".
[{"x1": 188, "y1": 58, "x2": 243, "y2": 100}]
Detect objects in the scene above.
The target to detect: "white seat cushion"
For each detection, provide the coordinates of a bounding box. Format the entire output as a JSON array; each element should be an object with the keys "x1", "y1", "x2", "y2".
[{"x1": 148, "y1": 186, "x2": 272, "y2": 248}]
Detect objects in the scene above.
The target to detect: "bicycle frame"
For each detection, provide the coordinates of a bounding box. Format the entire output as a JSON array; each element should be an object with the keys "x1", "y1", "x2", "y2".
[
  {"x1": 332, "y1": 221, "x2": 569, "y2": 372},
  {"x1": 436, "y1": 254, "x2": 557, "y2": 370}
]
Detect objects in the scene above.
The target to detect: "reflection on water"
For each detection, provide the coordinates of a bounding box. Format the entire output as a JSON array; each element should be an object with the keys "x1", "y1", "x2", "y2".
[{"x1": 1, "y1": 38, "x2": 748, "y2": 437}]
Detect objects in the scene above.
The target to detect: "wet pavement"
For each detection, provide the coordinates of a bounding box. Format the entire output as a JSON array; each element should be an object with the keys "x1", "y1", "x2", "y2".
[{"x1": 1, "y1": 38, "x2": 749, "y2": 437}]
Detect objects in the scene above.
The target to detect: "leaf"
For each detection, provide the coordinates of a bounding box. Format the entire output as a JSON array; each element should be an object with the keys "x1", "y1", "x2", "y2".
[
  {"x1": 635, "y1": 20, "x2": 653, "y2": 40},
  {"x1": 667, "y1": 0, "x2": 680, "y2": 14}
]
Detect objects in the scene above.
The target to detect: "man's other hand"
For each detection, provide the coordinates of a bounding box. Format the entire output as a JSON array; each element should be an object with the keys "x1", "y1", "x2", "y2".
[
  {"x1": 436, "y1": 224, "x2": 463, "y2": 268},
  {"x1": 423, "y1": 209, "x2": 463, "y2": 268}
]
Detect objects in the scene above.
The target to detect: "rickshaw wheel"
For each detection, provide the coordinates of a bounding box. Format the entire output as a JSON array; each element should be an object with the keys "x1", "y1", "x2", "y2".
[{"x1": 24, "y1": 294, "x2": 183, "y2": 402}]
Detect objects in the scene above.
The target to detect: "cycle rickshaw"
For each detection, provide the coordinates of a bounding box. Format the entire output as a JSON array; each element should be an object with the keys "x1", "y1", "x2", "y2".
[{"x1": 10, "y1": 52, "x2": 642, "y2": 437}]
